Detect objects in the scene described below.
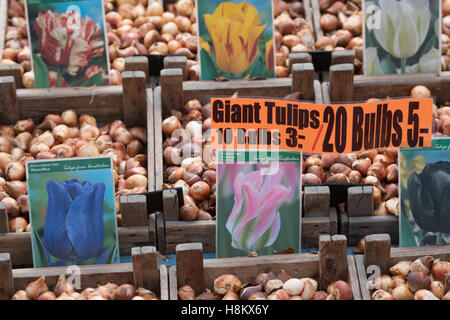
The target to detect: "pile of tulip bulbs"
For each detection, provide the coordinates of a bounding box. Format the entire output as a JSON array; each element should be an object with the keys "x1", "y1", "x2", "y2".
[
  {"x1": 0, "y1": 110, "x2": 148, "y2": 231},
  {"x1": 178, "y1": 271, "x2": 353, "y2": 300},
  {"x1": 12, "y1": 275, "x2": 158, "y2": 300}
]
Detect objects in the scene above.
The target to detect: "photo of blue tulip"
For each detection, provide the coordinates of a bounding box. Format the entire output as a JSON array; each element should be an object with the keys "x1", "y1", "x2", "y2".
[
  {"x1": 44, "y1": 180, "x2": 106, "y2": 263},
  {"x1": 26, "y1": 157, "x2": 119, "y2": 268}
]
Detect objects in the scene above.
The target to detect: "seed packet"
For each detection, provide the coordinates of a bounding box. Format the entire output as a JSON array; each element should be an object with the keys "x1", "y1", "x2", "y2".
[
  {"x1": 400, "y1": 138, "x2": 450, "y2": 246},
  {"x1": 216, "y1": 150, "x2": 301, "y2": 258},
  {"x1": 26, "y1": 157, "x2": 119, "y2": 267},
  {"x1": 196, "y1": 0, "x2": 275, "y2": 80},
  {"x1": 25, "y1": 0, "x2": 110, "y2": 87},
  {"x1": 363, "y1": 0, "x2": 441, "y2": 75}
]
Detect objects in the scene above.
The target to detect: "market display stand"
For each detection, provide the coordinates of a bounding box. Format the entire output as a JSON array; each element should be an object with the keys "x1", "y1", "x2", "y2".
[
  {"x1": 168, "y1": 235, "x2": 361, "y2": 300},
  {"x1": 0, "y1": 246, "x2": 169, "y2": 300},
  {"x1": 355, "y1": 234, "x2": 450, "y2": 300},
  {"x1": 0, "y1": 72, "x2": 156, "y2": 267},
  {"x1": 320, "y1": 64, "x2": 450, "y2": 246},
  {"x1": 153, "y1": 60, "x2": 333, "y2": 254}
]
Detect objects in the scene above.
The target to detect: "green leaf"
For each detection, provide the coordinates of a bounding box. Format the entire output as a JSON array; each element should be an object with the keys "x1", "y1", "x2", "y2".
[
  {"x1": 200, "y1": 48, "x2": 219, "y2": 80},
  {"x1": 32, "y1": 229, "x2": 50, "y2": 268},
  {"x1": 32, "y1": 55, "x2": 50, "y2": 88},
  {"x1": 400, "y1": 211, "x2": 418, "y2": 247},
  {"x1": 80, "y1": 72, "x2": 106, "y2": 87},
  {"x1": 380, "y1": 56, "x2": 397, "y2": 74},
  {"x1": 421, "y1": 34, "x2": 437, "y2": 56}
]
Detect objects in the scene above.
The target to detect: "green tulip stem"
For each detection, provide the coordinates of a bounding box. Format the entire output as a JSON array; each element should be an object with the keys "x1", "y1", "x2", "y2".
[
  {"x1": 436, "y1": 232, "x2": 443, "y2": 245},
  {"x1": 401, "y1": 58, "x2": 406, "y2": 74}
]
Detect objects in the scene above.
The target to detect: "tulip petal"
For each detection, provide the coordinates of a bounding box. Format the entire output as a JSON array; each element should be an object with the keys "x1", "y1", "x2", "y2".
[
  {"x1": 251, "y1": 213, "x2": 281, "y2": 251},
  {"x1": 248, "y1": 185, "x2": 292, "y2": 248},
  {"x1": 66, "y1": 183, "x2": 105, "y2": 260},
  {"x1": 408, "y1": 173, "x2": 438, "y2": 231},
  {"x1": 44, "y1": 181, "x2": 74, "y2": 260},
  {"x1": 226, "y1": 171, "x2": 262, "y2": 233},
  {"x1": 61, "y1": 179, "x2": 90, "y2": 200}
]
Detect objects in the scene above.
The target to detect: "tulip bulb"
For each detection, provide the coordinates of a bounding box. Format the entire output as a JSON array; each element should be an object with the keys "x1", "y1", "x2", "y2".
[
  {"x1": 9, "y1": 217, "x2": 27, "y2": 232},
  {"x1": 12, "y1": 290, "x2": 30, "y2": 300},
  {"x1": 414, "y1": 289, "x2": 439, "y2": 300},
  {"x1": 26, "y1": 276, "x2": 48, "y2": 300},
  {"x1": 372, "y1": 289, "x2": 394, "y2": 300},
  {"x1": 392, "y1": 284, "x2": 414, "y2": 300},
  {"x1": 178, "y1": 285, "x2": 195, "y2": 300}
]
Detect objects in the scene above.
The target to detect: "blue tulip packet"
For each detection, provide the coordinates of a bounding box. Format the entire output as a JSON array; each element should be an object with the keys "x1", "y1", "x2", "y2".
[
  {"x1": 399, "y1": 138, "x2": 450, "y2": 247},
  {"x1": 216, "y1": 150, "x2": 302, "y2": 258},
  {"x1": 25, "y1": 157, "x2": 120, "y2": 268}
]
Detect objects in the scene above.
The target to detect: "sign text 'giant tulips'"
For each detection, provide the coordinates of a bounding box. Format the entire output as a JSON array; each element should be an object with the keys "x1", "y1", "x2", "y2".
[{"x1": 210, "y1": 97, "x2": 434, "y2": 154}]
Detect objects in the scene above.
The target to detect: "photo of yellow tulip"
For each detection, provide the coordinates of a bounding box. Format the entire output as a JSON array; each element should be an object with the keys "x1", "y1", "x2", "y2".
[{"x1": 196, "y1": 0, "x2": 275, "y2": 80}]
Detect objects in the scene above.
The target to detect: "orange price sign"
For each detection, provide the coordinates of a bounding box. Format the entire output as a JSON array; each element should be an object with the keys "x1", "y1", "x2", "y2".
[{"x1": 210, "y1": 97, "x2": 434, "y2": 154}]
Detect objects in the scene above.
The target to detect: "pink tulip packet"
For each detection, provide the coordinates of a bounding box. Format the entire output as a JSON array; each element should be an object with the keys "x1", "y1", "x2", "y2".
[
  {"x1": 216, "y1": 150, "x2": 301, "y2": 258},
  {"x1": 24, "y1": 0, "x2": 110, "y2": 88}
]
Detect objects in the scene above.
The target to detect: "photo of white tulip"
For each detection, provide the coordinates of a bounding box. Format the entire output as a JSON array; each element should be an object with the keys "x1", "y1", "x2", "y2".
[{"x1": 363, "y1": 0, "x2": 441, "y2": 75}]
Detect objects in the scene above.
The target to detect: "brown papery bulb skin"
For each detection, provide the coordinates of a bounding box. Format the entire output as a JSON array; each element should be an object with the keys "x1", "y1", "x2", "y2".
[
  {"x1": 12, "y1": 290, "x2": 30, "y2": 300},
  {"x1": 25, "y1": 276, "x2": 48, "y2": 300},
  {"x1": 178, "y1": 285, "x2": 195, "y2": 300},
  {"x1": 214, "y1": 274, "x2": 242, "y2": 295},
  {"x1": 327, "y1": 281, "x2": 352, "y2": 300},
  {"x1": 113, "y1": 284, "x2": 135, "y2": 300}
]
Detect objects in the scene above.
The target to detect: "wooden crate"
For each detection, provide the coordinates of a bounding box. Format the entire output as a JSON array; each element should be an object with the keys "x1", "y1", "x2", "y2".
[
  {"x1": 153, "y1": 63, "x2": 333, "y2": 253},
  {"x1": 319, "y1": 65, "x2": 450, "y2": 246},
  {"x1": 354, "y1": 234, "x2": 450, "y2": 300},
  {"x1": 0, "y1": 193, "x2": 160, "y2": 267},
  {"x1": 0, "y1": 70, "x2": 157, "y2": 266},
  {"x1": 0, "y1": 246, "x2": 169, "y2": 300},
  {"x1": 168, "y1": 235, "x2": 361, "y2": 300}
]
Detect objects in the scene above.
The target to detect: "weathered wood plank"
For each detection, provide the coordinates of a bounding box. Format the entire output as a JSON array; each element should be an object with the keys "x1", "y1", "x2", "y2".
[
  {"x1": 329, "y1": 64, "x2": 354, "y2": 102},
  {"x1": 146, "y1": 88, "x2": 156, "y2": 191},
  {"x1": 347, "y1": 216, "x2": 399, "y2": 246},
  {"x1": 164, "y1": 56, "x2": 187, "y2": 81},
  {"x1": 165, "y1": 221, "x2": 215, "y2": 254},
  {"x1": 124, "y1": 56, "x2": 149, "y2": 82},
  {"x1": 168, "y1": 266, "x2": 178, "y2": 300},
  {"x1": 132, "y1": 246, "x2": 160, "y2": 292},
  {"x1": 163, "y1": 189, "x2": 179, "y2": 221},
  {"x1": 347, "y1": 255, "x2": 361, "y2": 300},
  {"x1": 0, "y1": 226, "x2": 153, "y2": 267},
  {"x1": 121, "y1": 194, "x2": 148, "y2": 227},
  {"x1": 0, "y1": 76, "x2": 18, "y2": 124},
  {"x1": 292, "y1": 63, "x2": 315, "y2": 101},
  {"x1": 160, "y1": 69, "x2": 184, "y2": 116},
  {"x1": 0, "y1": 202, "x2": 8, "y2": 233},
  {"x1": 153, "y1": 86, "x2": 164, "y2": 190},
  {"x1": 16, "y1": 86, "x2": 123, "y2": 124},
  {"x1": 311, "y1": 0, "x2": 324, "y2": 39},
  {"x1": 176, "y1": 243, "x2": 204, "y2": 295},
  {"x1": 319, "y1": 235, "x2": 348, "y2": 290},
  {"x1": 0, "y1": 64, "x2": 22, "y2": 88},
  {"x1": 304, "y1": 186, "x2": 330, "y2": 217},
  {"x1": 0, "y1": 253, "x2": 14, "y2": 300},
  {"x1": 363, "y1": 234, "x2": 391, "y2": 275},
  {"x1": 122, "y1": 71, "x2": 147, "y2": 127}
]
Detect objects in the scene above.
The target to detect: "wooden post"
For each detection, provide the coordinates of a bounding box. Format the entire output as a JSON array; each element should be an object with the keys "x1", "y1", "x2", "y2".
[
  {"x1": 319, "y1": 235, "x2": 348, "y2": 290},
  {"x1": 331, "y1": 50, "x2": 355, "y2": 66},
  {"x1": 0, "y1": 253, "x2": 14, "y2": 300},
  {"x1": 176, "y1": 243, "x2": 204, "y2": 295},
  {"x1": 329, "y1": 207, "x2": 338, "y2": 235},
  {"x1": 0, "y1": 76, "x2": 19, "y2": 124},
  {"x1": 121, "y1": 195, "x2": 148, "y2": 227},
  {"x1": 146, "y1": 88, "x2": 156, "y2": 192},
  {"x1": 163, "y1": 189, "x2": 179, "y2": 221},
  {"x1": 131, "y1": 246, "x2": 160, "y2": 292},
  {"x1": 160, "y1": 68, "x2": 184, "y2": 114},
  {"x1": 364, "y1": 234, "x2": 391, "y2": 275},
  {"x1": 122, "y1": 71, "x2": 147, "y2": 127},
  {"x1": 292, "y1": 63, "x2": 315, "y2": 101},
  {"x1": 347, "y1": 186, "x2": 374, "y2": 217},
  {"x1": 311, "y1": 0, "x2": 324, "y2": 39},
  {"x1": 124, "y1": 56, "x2": 149, "y2": 82},
  {"x1": 159, "y1": 264, "x2": 169, "y2": 300},
  {"x1": 164, "y1": 56, "x2": 187, "y2": 81},
  {"x1": 168, "y1": 266, "x2": 178, "y2": 300},
  {"x1": 340, "y1": 212, "x2": 349, "y2": 235},
  {"x1": 0, "y1": 64, "x2": 22, "y2": 88},
  {"x1": 155, "y1": 212, "x2": 166, "y2": 254},
  {"x1": 303, "y1": 186, "x2": 330, "y2": 217},
  {"x1": 0, "y1": 202, "x2": 8, "y2": 233},
  {"x1": 329, "y1": 64, "x2": 354, "y2": 102},
  {"x1": 288, "y1": 52, "x2": 312, "y2": 73}
]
